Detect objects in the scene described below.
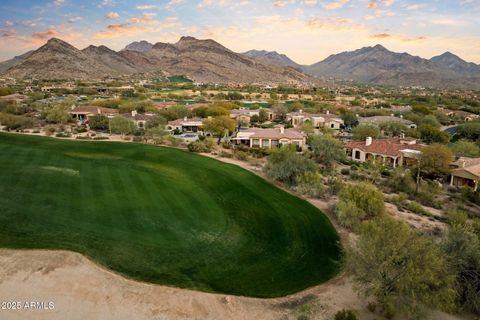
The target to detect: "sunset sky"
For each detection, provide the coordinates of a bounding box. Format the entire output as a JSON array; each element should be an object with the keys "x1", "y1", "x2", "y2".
[{"x1": 0, "y1": 0, "x2": 479, "y2": 64}]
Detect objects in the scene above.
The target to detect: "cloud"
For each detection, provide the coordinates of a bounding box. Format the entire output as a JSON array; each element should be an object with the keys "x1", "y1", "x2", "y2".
[
  {"x1": 304, "y1": 0, "x2": 317, "y2": 5},
  {"x1": 406, "y1": 4, "x2": 419, "y2": 10},
  {"x1": 106, "y1": 12, "x2": 120, "y2": 19},
  {"x1": 323, "y1": 0, "x2": 349, "y2": 10},
  {"x1": 128, "y1": 13, "x2": 156, "y2": 24},
  {"x1": 431, "y1": 19, "x2": 468, "y2": 26},
  {"x1": 98, "y1": 0, "x2": 112, "y2": 8},
  {"x1": 53, "y1": 0, "x2": 65, "y2": 6},
  {"x1": 31, "y1": 28, "x2": 60, "y2": 40},
  {"x1": 0, "y1": 29, "x2": 17, "y2": 38},
  {"x1": 67, "y1": 17, "x2": 82, "y2": 23},
  {"x1": 367, "y1": 0, "x2": 395, "y2": 9},
  {"x1": 3, "y1": 21, "x2": 14, "y2": 27},
  {"x1": 94, "y1": 16, "x2": 178, "y2": 39},
  {"x1": 369, "y1": 33, "x2": 426, "y2": 42},
  {"x1": 136, "y1": 5, "x2": 157, "y2": 10},
  {"x1": 197, "y1": 0, "x2": 227, "y2": 9},
  {"x1": 273, "y1": 1, "x2": 288, "y2": 7},
  {"x1": 166, "y1": 0, "x2": 185, "y2": 9},
  {"x1": 368, "y1": 1, "x2": 377, "y2": 8}
]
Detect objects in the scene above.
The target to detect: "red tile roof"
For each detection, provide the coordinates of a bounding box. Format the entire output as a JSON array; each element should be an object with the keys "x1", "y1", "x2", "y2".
[{"x1": 346, "y1": 138, "x2": 425, "y2": 157}]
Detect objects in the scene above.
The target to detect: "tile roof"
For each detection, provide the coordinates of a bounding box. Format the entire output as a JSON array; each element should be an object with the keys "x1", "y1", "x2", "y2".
[
  {"x1": 69, "y1": 106, "x2": 119, "y2": 115},
  {"x1": 346, "y1": 138, "x2": 425, "y2": 157},
  {"x1": 248, "y1": 127, "x2": 306, "y2": 140}
]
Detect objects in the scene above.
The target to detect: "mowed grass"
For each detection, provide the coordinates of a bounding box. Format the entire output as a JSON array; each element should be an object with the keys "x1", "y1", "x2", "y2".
[{"x1": 0, "y1": 133, "x2": 342, "y2": 297}]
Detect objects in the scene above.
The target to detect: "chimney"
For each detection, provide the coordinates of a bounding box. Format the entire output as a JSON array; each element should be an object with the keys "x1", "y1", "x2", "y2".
[
  {"x1": 391, "y1": 113, "x2": 395, "y2": 117},
  {"x1": 184, "y1": 116, "x2": 187, "y2": 121},
  {"x1": 326, "y1": 110, "x2": 330, "y2": 115},
  {"x1": 366, "y1": 137, "x2": 373, "y2": 146},
  {"x1": 131, "y1": 110, "x2": 137, "y2": 117},
  {"x1": 461, "y1": 160, "x2": 466, "y2": 168},
  {"x1": 299, "y1": 109, "x2": 303, "y2": 114},
  {"x1": 280, "y1": 126, "x2": 285, "y2": 134}
]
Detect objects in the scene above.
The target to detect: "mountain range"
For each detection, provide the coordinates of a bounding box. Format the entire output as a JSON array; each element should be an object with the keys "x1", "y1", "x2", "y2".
[
  {"x1": 0, "y1": 37, "x2": 313, "y2": 84},
  {"x1": 248, "y1": 44, "x2": 480, "y2": 89},
  {"x1": 1, "y1": 37, "x2": 479, "y2": 89}
]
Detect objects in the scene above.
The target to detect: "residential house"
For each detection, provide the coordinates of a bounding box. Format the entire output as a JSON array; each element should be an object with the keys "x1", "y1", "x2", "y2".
[
  {"x1": 232, "y1": 126, "x2": 306, "y2": 149},
  {"x1": 450, "y1": 157, "x2": 480, "y2": 191},
  {"x1": 185, "y1": 103, "x2": 209, "y2": 111},
  {"x1": 359, "y1": 116, "x2": 417, "y2": 129},
  {"x1": 437, "y1": 108, "x2": 480, "y2": 122},
  {"x1": 153, "y1": 101, "x2": 177, "y2": 110},
  {"x1": 167, "y1": 117, "x2": 204, "y2": 133},
  {"x1": 230, "y1": 108, "x2": 260, "y2": 124},
  {"x1": 0, "y1": 93, "x2": 28, "y2": 105},
  {"x1": 345, "y1": 137, "x2": 425, "y2": 168},
  {"x1": 287, "y1": 110, "x2": 344, "y2": 130},
  {"x1": 123, "y1": 110, "x2": 154, "y2": 129},
  {"x1": 69, "y1": 105, "x2": 119, "y2": 124}
]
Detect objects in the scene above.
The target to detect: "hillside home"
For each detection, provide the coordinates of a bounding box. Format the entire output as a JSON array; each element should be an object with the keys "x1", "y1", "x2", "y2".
[
  {"x1": 167, "y1": 117, "x2": 204, "y2": 133},
  {"x1": 0, "y1": 93, "x2": 28, "y2": 105},
  {"x1": 232, "y1": 126, "x2": 306, "y2": 149},
  {"x1": 230, "y1": 108, "x2": 260, "y2": 124},
  {"x1": 185, "y1": 103, "x2": 209, "y2": 111},
  {"x1": 153, "y1": 101, "x2": 177, "y2": 110},
  {"x1": 437, "y1": 108, "x2": 480, "y2": 122},
  {"x1": 359, "y1": 116, "x2": 417, "y2": 129},
  {"x1": 450, "y1": 157, "x2": 480, "y2": 191},
  {"x1": 69, "y1": 105, "x2": 119, "y2": 124},
  {"x1": 287, "y1": 110, "x2": 344, "y2": 130},
  {"x1": 123, "y1": 110, "x2": 154, "y2": 129},
  {"x1": 345, "y1": 137, "x2": 425, "y2": 168}
]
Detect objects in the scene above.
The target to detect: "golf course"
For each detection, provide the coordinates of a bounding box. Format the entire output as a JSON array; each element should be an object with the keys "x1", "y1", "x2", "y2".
[{"x1": 0, "y1": 133, "x2": 341, "y2": 298}]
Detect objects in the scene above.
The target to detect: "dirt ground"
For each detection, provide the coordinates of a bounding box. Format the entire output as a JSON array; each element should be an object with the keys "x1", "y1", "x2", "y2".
[{"x1": 0, "y1": 136, "x2": 466, "y2": 320}]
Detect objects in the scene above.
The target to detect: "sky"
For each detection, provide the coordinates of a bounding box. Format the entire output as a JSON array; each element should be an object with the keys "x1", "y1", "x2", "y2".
[{"x1": 0, "y1": 0, "x2": 479, "y2": 64}]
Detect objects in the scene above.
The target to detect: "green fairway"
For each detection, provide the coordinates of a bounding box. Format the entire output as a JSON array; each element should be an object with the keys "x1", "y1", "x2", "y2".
[{"x1": 0, "y1": 133, "x2": 341, "y2": 297}]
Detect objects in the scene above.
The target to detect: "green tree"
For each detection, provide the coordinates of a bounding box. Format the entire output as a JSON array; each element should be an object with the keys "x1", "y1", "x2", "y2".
[
  {"x1": 0, "y1": 112, "x2": 33, "y2": 130},
  {"x1": 146, "y1": 115, "x2": 167, "y2": 129},
  {"x1": 421, "y1": 114, "x2": 441, "y2": 128},
  {"x1": 417, "y1": 124, "x2": 450, "y2": 144},
  {"x1": 109, "y1": 116, "x2": 135, "y2": 136},
  {"x1": 379, "y1": 121, "x2": 408, "y2": 137},
  {"x1": 46, "y1": 105, "x2": 70, "y2": 124},
  {"x1": 259, "y1": 108, "x2": 269, "y2": 123},
  {"x1": 89, "y1": 114, "x2": 109, "y2": 131},
  {"x1": 450, "y1": 140, "x2": 480, "y2": 157},
  {"x1": 145, "y1": 125, "x2": 169, "y2": 143},
  {"x1": 309, "y1": 134, "x2": 345, "y2": 169},
  {"x1": 341, "y1": 111, "x2": 358, "y2": 128},
  {"x1": 352, "y1": 124, "x2": 381, "y2": 141},
  {"x1": 456, "y1": 122, "x2": 480, "y2": 141},
  {"x1": 348, "y1": 218, "x2": 456, "y2": 319},
  {"x1": 202, "y1": 116, "x2": 236, "y2": 142},
  {"x1": 335, "y1": 182, "x2": 384, "y2": 230},
  {"x1": 416, "y1": 143, "x2": 453, "y2": 192},
  {"x1": 265, "y1": 145, "x2": 316, "y2": 185},
  {"x1": 273, "y1": 104, "x2": 288, "y2": 122},
  {"x1": 296, "y1": 171, "x2": 324, "y2": 198},
  {"x1": 442, "y1": 225, "x2": 480, "y2": 315}
]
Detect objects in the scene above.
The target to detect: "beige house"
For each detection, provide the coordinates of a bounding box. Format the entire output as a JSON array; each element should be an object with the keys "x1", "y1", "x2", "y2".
[
  {"x1": 287, "y1": 110, "x2": 343, "y2": 130},
  {"x1": 122, "y1": 110, "x2": 154, "y2": 129},
  {"x1": 230, "y1": 108, "x2": 260, "y2": 124},
  {"x1": 450, "y1": 157, "x2": 480, "y2": 191},
  {"x1": 69, "y1": 105, "x2": 119, "y2": 124},
  {"x1": 0, "y1": 93, "x2": 28, "y2": 105},
  {"x1": 232, "y1": 126, "x2": 306, "y2": 149},
  {"x1": 345, "y1": 137, "x2": 425, "y2": 168},
  {"x1": 167, "y1": 117, "x2": 204, "y2": 132}
]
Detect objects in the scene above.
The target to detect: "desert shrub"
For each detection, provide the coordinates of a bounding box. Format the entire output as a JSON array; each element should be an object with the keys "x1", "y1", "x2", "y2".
[
  {"x1": 45, "y1": 126, "x2": 56, "y2": 136},
  {"x1": 265, "y1": 145, "x2": 316, "y2": 185},
  {"x1": 296, "y1": 171, "x2": 325, "y2": 198},
  {"x1": 340, "y1": 168, "x2": 350, "y2": 175},
  {"x1": 55, "y1": 132, "x2": 71, "y2": 138},
  {"x1": 0, "y1": 112, "x2": 33, "y2": 130},
  {"x1": 132, "y1": 136, "x2": 143, "y2": 142},
  {"x1": 335, "y1": 182, "x2": 385, "y2": 230},
  {"x1": 188, "y1": 139, "x2": 215, "y2": 153},
  {"x1": 234, "y1": 150, "x2": 249, "y2": 161},
  {"x1": 334, "y1": 309, "x2": 357, "y2": 320},
  {"x1": 406, "y1": 201, "x2": 431, "y2": 217},
  {"x1": 220, "y1": 151, "x2": 233, "y2": 158}
]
